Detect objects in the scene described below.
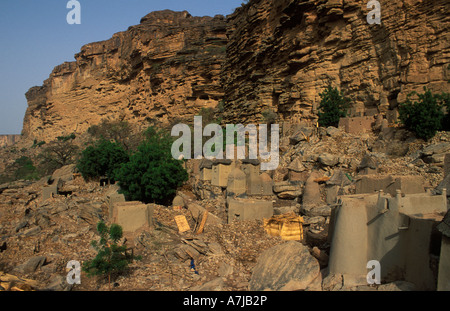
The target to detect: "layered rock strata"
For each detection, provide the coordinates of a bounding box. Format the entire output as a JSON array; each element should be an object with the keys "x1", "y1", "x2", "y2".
[{"x1": 23, "y1": 10, "x2": 228, "y2": 142}]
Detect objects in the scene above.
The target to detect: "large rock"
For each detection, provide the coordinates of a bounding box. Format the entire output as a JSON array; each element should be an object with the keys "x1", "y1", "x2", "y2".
[
  {"x1": 287, "y1": 157, "x2": 306, "y2": 172},
  {"x1": 172, "y1": 195, "x2": 185, "y2": 208},
  {"x1": 15, "y1": 256, "x2": 47, "y2": 274},
  {"x1": 421, "y1": 143, "x2": 450, "y2": 157},
  {"x1": 43, "y1": 275, "x2": 74, "y2": 291},
  {"x1": 273, "y1": 181, "x2": 303, "y2": 199},
  {"x1": 289, "y1": 128, "x2": 315, "y2": 145},
  {"x1": 318, "y1": 153, "x2": 339, "y2": 167},
  {"x1": 273, "y1": 181, "x2": 302, "y2": 193},
  {"x1": 51, "y1": 164, "x2": 77, "y2": 183},
  {"x1": 357, "y1": 155, "x2": 379, "y2": 173},
  {"x1": 249, "y1": 241, "x2": 320, "y2": 291}
]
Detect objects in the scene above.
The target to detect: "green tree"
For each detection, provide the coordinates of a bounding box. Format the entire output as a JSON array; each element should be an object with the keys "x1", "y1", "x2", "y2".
[
  {"x1": 317, "y1": 85, "x2": 351, "y2": 127},
  {"x1": 399, "y1": 88, "x2": 446, "y2": 141},
  {"x1": 115, "y1": 127, "x2": 188, "y2": 205},
  {"x1": 77, "y1": 139, "x2": 129, "y2": 182},
  {"x1": 82, "y1": 221, "x2": 140, "y2": 290}
]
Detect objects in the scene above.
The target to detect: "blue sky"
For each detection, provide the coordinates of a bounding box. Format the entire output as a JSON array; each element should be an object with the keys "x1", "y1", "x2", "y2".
[{"x1": 0, "y1": 0, "x2": 244, "y2": 134}]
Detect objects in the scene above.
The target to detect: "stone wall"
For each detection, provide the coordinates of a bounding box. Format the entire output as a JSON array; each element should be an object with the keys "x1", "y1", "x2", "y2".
[{"x1": 328, "y1": 190, "x2": 447, "y2": 290}]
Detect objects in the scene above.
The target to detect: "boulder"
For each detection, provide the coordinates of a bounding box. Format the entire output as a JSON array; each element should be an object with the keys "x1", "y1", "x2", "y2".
[
  {"x1": 249, "y1": 241, "x2": 320, "y2": 291},
  {"x1": 357, "y1": 155, "x2": 378, "y2": 172},
  {"x1": 51, "y1": 164, "x2": 77, "y2": 183},
  {"x1": 273, "y1": 181, "x2": 303, "y2": 200},
  {"x1": 421, "y1": 142, "x2": 450, "y2": 157},
  {"x1": 43, "y1": 275, "x2": 74, "y2": 291},
  {"x1": 318, "y1": 153, "x2": 339, "y2": 167},
  {"x1": 287, "y1": 157, "x2": 306, "y2": 172},
  {"x1": 273, "y1": 181, "x2": 302, "y2": 193},
  {"x1": 311, "y1": 246, "x2": 329, "y2": 267},
  {"x1": 16, "y1": 256, "x2": 47, "y2": 274},
  {"x1": 277, "y1": 190, "x2": 303, "y2": 200},
  {"x1": 322, "y1": 273, "x2": 343, "y2": 291},
  {"x1": 326, "y1": 126, "x2": 341, "y2": 137},
  {"x1": 172, "y1": 196, "x2": 185, "y2": 208},
  {"x1": 290, "y1": 127, "x2": 315, "y2": 145},
  {"x1": 421, "y1": 143, "x2": 450, "y2": 165}
]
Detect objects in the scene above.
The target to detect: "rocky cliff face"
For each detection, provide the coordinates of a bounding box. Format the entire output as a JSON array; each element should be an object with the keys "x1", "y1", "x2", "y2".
[
  {"x1": 0, "y1": 135, "x2": 21, "y2": 148},
  {"x1": 23, "y1": 10, "x2": 227, "y2": 142},
  {"x1": 22, "y1": 1, "x2": 449, "y2": 141},
  {"x1": 221, "y1": 0, "x2": 450, "y2": 124}
]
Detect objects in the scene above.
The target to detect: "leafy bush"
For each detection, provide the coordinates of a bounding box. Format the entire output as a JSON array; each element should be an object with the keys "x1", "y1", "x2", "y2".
[
  {"x1": 13, "y1": 156, "x2": 39, "y2": 181},
  {"x1": 77, "y1": 139, "x2": 129, "y2": 182},
  {"x1": 57, "y1": 133, "x2": 76, "y2": 142},
  {"x1": 317, "y1": 85, "x2": 351, "y2": 127},
  {"x1": 261, "y1": 109, "x2": 278, "y2": 125},
  {"x1": 82, "y1": 221, "x2": 140, "y2": 289},
  {"x1": 114, "y1": 127, "x2": 188, "y2": 205},
  {"x1": 399, "y1": 88, "x2": 447, "y2": 141}
]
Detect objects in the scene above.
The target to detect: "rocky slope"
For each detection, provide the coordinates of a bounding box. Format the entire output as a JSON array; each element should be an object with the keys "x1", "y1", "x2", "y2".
[
  {"x1": 221, "y1": 0, "x2": 450, "y2": 124},
  {"x1": 1, "y1": 125, "x2": 448, "y2": 291},
  {"x1": 23, "y1": 10, "x2": 227, "y2": 143}
]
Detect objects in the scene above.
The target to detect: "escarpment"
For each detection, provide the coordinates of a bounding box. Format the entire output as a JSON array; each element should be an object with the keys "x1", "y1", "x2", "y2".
[
  {"x1": 22, "y1": 1, "x2": 449, "y2": 142},
  {"x1": 221, "y1": 0, "x2": 449, "y2": 124},
  {"x1": 23, "y1": 10, "x2": 228, "y2": 142}
]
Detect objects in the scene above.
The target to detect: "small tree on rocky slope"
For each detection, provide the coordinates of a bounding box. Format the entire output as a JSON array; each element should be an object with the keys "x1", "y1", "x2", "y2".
[
  {"x1": 38, "y1": 134, "x2": 79, "y2": 175},
  {"x1": 82, "y1": 221, "x2": 140, "y2": 290},
  {"x1": 317, "y1": 85, "x2": 351, "y2": 128},
  {"x1": 399, "y1": 88, "x2": 448, "y2": 141}
]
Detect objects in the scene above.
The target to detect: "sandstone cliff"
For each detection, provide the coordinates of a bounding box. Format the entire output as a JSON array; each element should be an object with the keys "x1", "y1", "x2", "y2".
[
  {"x1": 23, "y1": 10, "x2": 227, "y2": 142},
  {"x1": 221, "y1": 0, "x2": 450, "y2": 124},
  {"x1": 22, "y1": 1, "x2": 449, "y2": 141},
  {"x1": 0, "y1": 135, "x2": 21, "y2": 148}
]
